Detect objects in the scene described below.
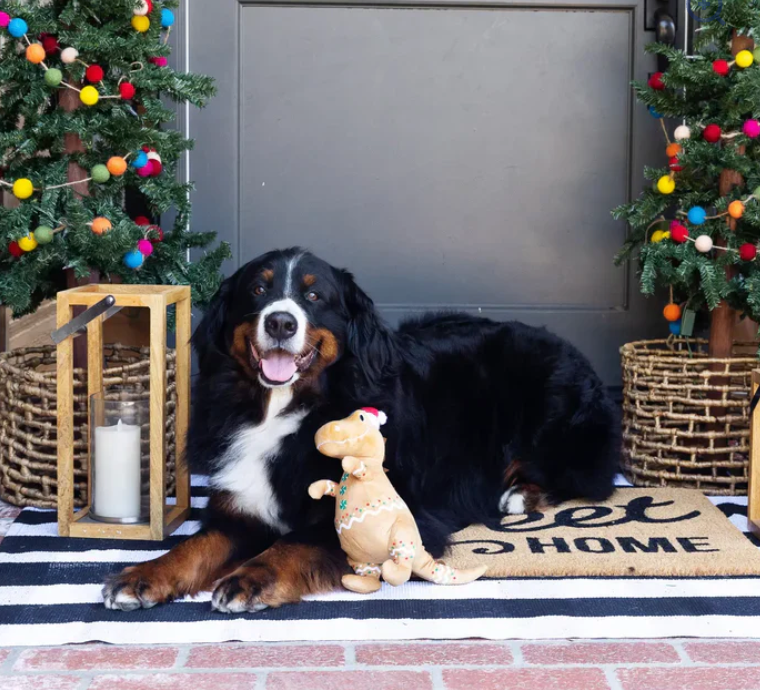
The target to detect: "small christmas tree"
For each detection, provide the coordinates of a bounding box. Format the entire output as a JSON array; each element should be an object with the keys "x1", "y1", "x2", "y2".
[
  {"x1": 614, "y1": 0, "x2": 760, "y2": 356},
  {"x1": 0, "y1": 0, "x2": 230, "y2": 316}
]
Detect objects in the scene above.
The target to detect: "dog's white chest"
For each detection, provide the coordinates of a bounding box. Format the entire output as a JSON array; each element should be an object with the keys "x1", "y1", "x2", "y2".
[{"x1": 211, "y1": 388, "x2": 305, "y2": 533}]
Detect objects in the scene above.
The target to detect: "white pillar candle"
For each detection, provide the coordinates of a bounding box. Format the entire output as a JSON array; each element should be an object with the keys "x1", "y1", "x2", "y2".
[{"x1": 93, "y1": 419, "x2": 142, "y2": 519}]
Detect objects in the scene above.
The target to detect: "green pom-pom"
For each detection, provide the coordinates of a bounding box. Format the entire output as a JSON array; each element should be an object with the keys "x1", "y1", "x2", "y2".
[
  {"x1": 34, "y1": 226, "x2": 54, "y2": 244},
  {"x1": 44, "y1": 68, "x2": 63, "y2": 87},
  {"x1": 91, "y1": 164, "x2": 111, "y2": 183}
]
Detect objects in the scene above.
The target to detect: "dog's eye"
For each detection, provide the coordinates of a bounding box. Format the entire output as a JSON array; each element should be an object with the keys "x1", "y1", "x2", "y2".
[
  {"x1": 254, "y1": 286, "x2": 266, "y2": 296},
  {"x1": 306, "y1": 291, "x2": 319, "y2": 302},
  {"x1": 359, "y1": 414, "x2": 365, "y2": 421}
]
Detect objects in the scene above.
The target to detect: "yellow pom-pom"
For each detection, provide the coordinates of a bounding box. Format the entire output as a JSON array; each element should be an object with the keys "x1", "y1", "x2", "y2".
[
  {"x1": 657, "y1": 175, "x2": 675, "y2": 194},
  {"x1": 651, "y1": 230, "x2": 666, "y2": 243},
  {"x1": 728, "y1": 200, "x2": 745, "y2": 219},
  {"x1": 736, "y1": 50, "x2": 754, "y2": 69},
  {"x1": 91, "y1": 217, "x2": 112, "y2": 235},
  {"x1": 12, "y1": 178, "x2": 34, "y2": 200},
  {"x1": 132, "y1": 15, "x2": 150, "y2": 32},
  {"x1": 18, "y1": 233, "x2": 38, "y2": 252},
  {"x1": 80, "y1": 85, "x2": 100, "y2": 106},
  {"x1": 26, "y1": 43, "x2": 46, "y2": 64}
]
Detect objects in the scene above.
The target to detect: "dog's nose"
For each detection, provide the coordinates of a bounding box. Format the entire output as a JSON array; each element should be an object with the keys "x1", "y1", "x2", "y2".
[{"x1": 264, "y1": 311, "x2": 298, "y2": 340}]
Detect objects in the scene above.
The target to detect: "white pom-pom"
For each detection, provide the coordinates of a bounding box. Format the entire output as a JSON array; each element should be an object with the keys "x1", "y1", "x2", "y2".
[
  {"x1": 60, "y1": 47, "x2": 79, "y2": 64},
  {"x1": 133, "y1": 0, "x2": 150, "y2": 16},
  {"x1": 674, "y1": 125, "x2": 691, "y2": 141},
  {"x1": 695, "y1": 235, "x2": 713, "y2": 253},
  {"x1": 146, "y1": 151, "x2": 162, "y2": 163},
  {"x1": 377, "y1": 411, "x2": 388, "y2": 426}
]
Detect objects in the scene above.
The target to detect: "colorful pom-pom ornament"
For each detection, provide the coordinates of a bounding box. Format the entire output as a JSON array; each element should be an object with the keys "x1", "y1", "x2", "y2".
[
  {"x1": 669, "y1": 321, "x2": 681, "y2": 335},
  {"x1": 8, "y1": 241, "x2": 23, "y2": 258},
  {"x1": 670, "y1": 224, "x2": 689, "y2": 243},
  {"x1": 695, "y1": 235, "x2": 714, "y2": 253},
  {"x1": 743, "y1": 119, "x2": 760, "y2": 138},
  {"x1": 150, "y1": 56, "x2": 168, "y2": 67},
  {"x1": 12, "y1": 178, "x2": 34, "y2": 200},
  {"x1": 149, "y1": 159, "x2": 163, "y2": 176},
  {"x1": 137, "y1": 163, "x2": 152, "y2": 178},
  {"x1": 651, "y1": 230, "x2": 667, "y2": 243},
  {"x1": 703, "y1": 124, "x2": 722, "y2": 143},
  {"x1": 736, "y1": 50, "x2": 754, "y2": 69},
  {"x1": 124, "y1": 249, "x2": 144, "y2": 269},
  {"x1": 657, "y1": 175, "x2": 675, "y2": 194},
  {"x1": 148, "y1": 225, "x2": 163, "y2": 242},
  {"x1": 80, "y1": 86, "x2": 99, "y2": 106},
  {"x1": 132, "y1": 15, "x2": 150, "y2": 32},
  {"x1": 91, "y1": 164, "x2": 110, "y2": 184},
  {"x1": 40, "y1": 34, "x2": 59, "y2": 54},
  {"x1": 34, "y1": 226, "x2": 54, "y2": 244},
  {"x1": 26, "y1": 43, "x2": 46, "y2": 64},
  {"x1": 137, "y1": 239, "x2": 154, "y2": 256},
  {"x1": 8, "y1": 18, "x2": 28, "y2": 38},
  {"x1": 687, "y1": 206, "x2": 707, "y2": 225},
  {"x1": 728, "y1": 200, "x2": 745, "y2": 219},
  {"x1": 85, "y1": 64, "x2": 104, "y2": 83},
  {"x1": 91, "y1": 217, "x2": 112, "y2": 235},
  {"x1": 119, "y1": 82, "x2": 136, "y2": 99},
  {"x1": 0, "y1": 12, "x2": 10, "y2": 28},
  {"x1": 132, "y1": 151, "x2": 148, "y2": 169},
  {"x1": 666, "y1": 143, "x2": 682, "y2": 158},
  {"x1": 674, "y1": 125, "x2": 691, "y2": 141},
  {"x1": 18, "y1": 233, "x2": 38, "y2": 252},
  {"x1": 133, "y1": 0, "x2": 151, "y2": 16},
  {"x1": 739, "y1": 243, "x2": 757, "y2": 261},
  {"x1": 44, "y1": 68, "x2": 63, "y2": 87},
  {"x1": 107, "y1": 157, "x2": 128, "y2": 176},
  {"x1": 663, "y1": 303, "x2": 682, "y2": 322},
  {"x1": 161, "y1": 9, "x2": 175, "y2": 27},
  {"x1": 669, "y1": 156, "x2": 683, "y2": 172},
  {"x1": 712, "y1": 59, "x2": 730, "y2": 76},
  {"x1": 60, "y1": 47, "x2": 78, "y2": 64},
  {"x1": 134, "y1": 216, "x2": 151, "y2": 226},
  {"x1": 648, "y1": 106, "x2": 663, "y2": 118},
  {"x1": 648, "y1": 72, "x2": 665, "y2": 90}
]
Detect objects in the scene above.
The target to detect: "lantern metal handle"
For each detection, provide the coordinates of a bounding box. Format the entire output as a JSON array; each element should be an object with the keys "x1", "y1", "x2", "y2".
[{"x1": 50, "y1": 295, "x2": 122, "y2": 344}]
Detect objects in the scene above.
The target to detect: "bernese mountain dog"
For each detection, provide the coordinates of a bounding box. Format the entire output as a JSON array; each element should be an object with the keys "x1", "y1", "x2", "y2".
[{"x1": 103, "y1": 247, "x2": 620, "y2": 613}]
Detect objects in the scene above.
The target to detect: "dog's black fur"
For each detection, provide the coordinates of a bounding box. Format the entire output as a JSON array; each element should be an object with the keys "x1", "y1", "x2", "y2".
[{"x1": 103, "y1": 247, "x2": 620, "y2": 611}]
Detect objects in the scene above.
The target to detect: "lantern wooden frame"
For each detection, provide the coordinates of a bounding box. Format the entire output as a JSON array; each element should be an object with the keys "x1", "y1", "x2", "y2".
[
  {"x1": 56, "y1": 285, "x2": 191, "y2": 540},
  {"x1": 750, "y1": 371, "x2": 760, "y2": 537}
]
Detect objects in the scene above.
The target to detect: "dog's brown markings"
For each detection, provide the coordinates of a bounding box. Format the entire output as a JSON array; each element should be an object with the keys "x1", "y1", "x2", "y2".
[
  {"x1": 262, "y1": 268, "x2": 274, "y2": 282},
  {"x1": 303, "y1": 274, "x2": 316, "y2": 287},
  {"x1": 231, "y1": 322, "x2": 257, "y2": 377},
  {"x1": 503, "y1": 459, "x2": 522, "y2": 488},
  {"x1": 213, "y1": 540, "x2": 349, "y2": 610},
  {"x1": 521, "y1": 484, "x2": 552, "y2": 513}
]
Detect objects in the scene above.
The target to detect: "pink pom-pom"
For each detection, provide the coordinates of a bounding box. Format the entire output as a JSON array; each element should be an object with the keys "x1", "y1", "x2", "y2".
[
  {"x1": 150, "y1": 56, "x2": 168, "y2": 67},
  {"x1": 743, "y1": 119, "x2": 760, "y2": 139},
  {"x1": 137, "y1": 239, "x2": 154, "y2": 256},
  {"x1": 137, "y1": 163, "x2": 152, "y2": 178},
  {"x1": 0, "y1": 12, "x2": 10, "y2": 28}
]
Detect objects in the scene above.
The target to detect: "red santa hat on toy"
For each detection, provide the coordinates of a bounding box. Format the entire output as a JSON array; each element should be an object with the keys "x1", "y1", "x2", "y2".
[{"x1": 360, "y1": 407, "x2": 387, "y2": 428}]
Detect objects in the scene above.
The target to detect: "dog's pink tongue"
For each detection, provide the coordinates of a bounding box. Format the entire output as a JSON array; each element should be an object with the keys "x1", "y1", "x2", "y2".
[{"x1": 261, "y1": 353, "x2": 297, "y2": 383}]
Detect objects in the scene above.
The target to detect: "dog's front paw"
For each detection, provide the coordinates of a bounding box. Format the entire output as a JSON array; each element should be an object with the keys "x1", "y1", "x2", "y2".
[
  {"x1": 211, "y1": 569, "x2": 273, "y2": 614},
  {"x1": 102, "y1": 565, "x2": 167, "y2": 611}
]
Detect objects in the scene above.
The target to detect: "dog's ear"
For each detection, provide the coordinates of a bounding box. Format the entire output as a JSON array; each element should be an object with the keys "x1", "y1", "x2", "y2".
[
  {"x1": 340, "y1": 269, "x2": 396, "y2": 385},
  {"x1": 192, "y1": 274, "x2": 235, "y2": 370}
]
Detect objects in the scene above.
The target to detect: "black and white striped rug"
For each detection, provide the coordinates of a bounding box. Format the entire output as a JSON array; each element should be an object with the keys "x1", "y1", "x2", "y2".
[{"x1": 1, "y1": 476, "x2": 760, "y2": 645}]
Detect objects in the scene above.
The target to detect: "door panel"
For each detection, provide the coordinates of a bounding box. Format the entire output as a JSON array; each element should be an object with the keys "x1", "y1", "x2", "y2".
[{"x1": 188, "y1": 0, "x2": 664, "y2": 384}]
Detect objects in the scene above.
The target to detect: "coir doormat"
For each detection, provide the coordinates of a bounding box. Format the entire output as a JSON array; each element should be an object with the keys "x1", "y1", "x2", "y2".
[{"x1": 449, "y1": 488, "x2": 760, "y2": 577}]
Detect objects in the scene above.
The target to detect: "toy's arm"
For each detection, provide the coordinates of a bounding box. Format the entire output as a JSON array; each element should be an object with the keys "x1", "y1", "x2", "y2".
[
  {"x1": 308, "y1": 480, "x2": 337, "y2": 500},
  {"x1": 342, "y1": 456, "x2": 368, "y2": 480}
]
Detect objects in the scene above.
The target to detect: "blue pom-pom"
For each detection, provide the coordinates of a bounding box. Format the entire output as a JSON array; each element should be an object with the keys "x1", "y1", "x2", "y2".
[
  {"x1": 669, "y1": 321, "x2": 681, "y2": 335},
  {"x1": 161, "y1": 8, "x2": 175, "y2": 27},
  {"x1": 131, "y1": 151, "x2": 148, "y2": 169},
  {"x1": 124, "y1": 249, "x2": 144, "y2": 269},
  {"x1": 687, "y1": 206, "x2": 707, "y2": 225},
  {"x1": 8, "y1": 18, "x2": 28, "y2": 38},
  {"x1": 648, "y1": 105, "x2": 663, "y2": 118}
]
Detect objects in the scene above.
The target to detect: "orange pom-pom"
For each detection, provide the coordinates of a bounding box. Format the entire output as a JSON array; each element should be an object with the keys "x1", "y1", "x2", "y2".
[
  {"x1": 665, "y1": 143, "x2": 682, "y2": 158},
  {"x1": 663, "y1": 303, "x2": 682, "y2": 322},
  {"x1": 91, "y1": 217, "x2": 112, "y2": 235},
  {"x1": 728, "y1": 200, "x2": 745, "y2": 219},
  {"x1": 26, "y1": 43, "x2": 46, "y2": 64},
  {"x1": 106, "y1": 157, "x2": 128, "y2": 176}
]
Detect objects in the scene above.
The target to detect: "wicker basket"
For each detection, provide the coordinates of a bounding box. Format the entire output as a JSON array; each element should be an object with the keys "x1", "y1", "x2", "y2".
[
  {"x1": 621, "y1": 338, "x2": 758, "y2": 496},
  {"x1": 0, "y1": 344, "x2": 177, "y2": 508}
]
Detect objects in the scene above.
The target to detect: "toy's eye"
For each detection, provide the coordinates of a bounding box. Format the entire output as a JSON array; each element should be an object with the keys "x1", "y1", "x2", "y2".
[
  {"x1": 359, "y1": 414, "x2": 365, "y2": 421},
  {"x1": 306, "y1": 291, "x2": 319, "y2": 302},
  {"x1": 254, "y1": 286, "x2": 266, "y2": 296}
]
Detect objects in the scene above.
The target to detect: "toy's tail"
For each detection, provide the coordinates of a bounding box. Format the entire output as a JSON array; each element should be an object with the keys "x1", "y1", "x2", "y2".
[{"x1": 413, "y1": 551, "x2": 488, "y2": 585}]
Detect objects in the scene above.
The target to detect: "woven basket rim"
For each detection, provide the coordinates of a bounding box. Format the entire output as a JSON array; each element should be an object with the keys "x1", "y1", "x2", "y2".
[{"x1": 620, "y1": 338, "x2": 759, "y2": 365}]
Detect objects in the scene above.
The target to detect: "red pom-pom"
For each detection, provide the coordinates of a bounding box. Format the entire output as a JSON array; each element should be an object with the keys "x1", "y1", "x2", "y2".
[
  {"x1": 134, "y1": 216, "x2": 151, "y2": 226},
  {"x1": 739, "y1": 243, "x2": 757, "y2": 261},
  {"x1": 648, "y1": 72, "x2": 665, "y2": 90},
  {"x1": 669, "y1": 156, "x2": 683, "y2": 172},
  {"x1": 703, "y1": 124, "x2": 722, "y2": 143},
  {"x1": 40, "y1": 33, "x2": 59, "y2": 54},
  {"x1": 712, "y1": 59, "x2": 730, "y2": 76},
  {"x1": 148, "y1": 225, "x2": 164, "y2": 243},
  {"x1": 86, "y1": 65, "x2": 104, "y2": 83},
  {"x1": 149, "y1": 159, "x2": 163, "y2": 177},
  {"x1": 119, "y1": 82, "x2": 136, "y2": 100},
  {"x1": 8, "y1": 241, "x2": 23, "y2": 258},
  {"x1": 146, "y1": 0, "x2": 154, "y2": 12},
  {"x1": 670, "y1": 224, "x2": 689, "y2": 243}
]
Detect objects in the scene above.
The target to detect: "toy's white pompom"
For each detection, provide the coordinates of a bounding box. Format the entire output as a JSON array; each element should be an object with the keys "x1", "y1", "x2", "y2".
[{"x1": 377, "y1": 411, "x2": 388, "y2": 426}]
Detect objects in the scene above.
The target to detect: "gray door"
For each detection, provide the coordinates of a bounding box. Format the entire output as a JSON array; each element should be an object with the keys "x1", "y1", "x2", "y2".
[{"x1": 183, "y1": 0, "x2": 664, "y2": 385}]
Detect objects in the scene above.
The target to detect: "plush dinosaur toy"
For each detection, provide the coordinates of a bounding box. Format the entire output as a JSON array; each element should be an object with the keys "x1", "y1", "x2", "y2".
[{"x1": 309, "y1": 408, "x2": 488, "y2": 594}]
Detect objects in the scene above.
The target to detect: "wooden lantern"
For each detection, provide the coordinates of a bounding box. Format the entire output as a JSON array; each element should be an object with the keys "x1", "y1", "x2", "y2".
[
  {"x1": 56, "y1": 285, "x2": 191, "y2": 540},
  {"x1": 750, "y1": 371, "x2": 760, "y2": 537}
]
